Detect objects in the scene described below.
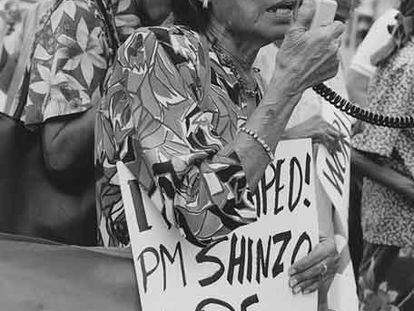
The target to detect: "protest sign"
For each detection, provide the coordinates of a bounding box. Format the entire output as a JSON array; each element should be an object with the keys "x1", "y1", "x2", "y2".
[
  {"x1": 118, "y1": 139, "x2": 318, "y2": 311},
  {"x1": 315, "y1": 68, "x2": 358, "y2": 311},
  {"x1": 256, "y1": 44, "x2": 358, "y2": 310},
  {"x1": 316, "y1": 106, "x2": 352, "y2": 226}
]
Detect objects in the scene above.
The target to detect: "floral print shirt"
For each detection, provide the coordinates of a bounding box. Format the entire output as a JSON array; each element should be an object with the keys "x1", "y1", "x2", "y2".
[
  {"x1": 0, "y1": 0, "x2": 143, "y2": 125},
  {"x1": 95, "y1": 26, "x2": 259, "y2": 247},
  {"x1": 352, "y1": 39, "x2": 414, "y2": 247}
]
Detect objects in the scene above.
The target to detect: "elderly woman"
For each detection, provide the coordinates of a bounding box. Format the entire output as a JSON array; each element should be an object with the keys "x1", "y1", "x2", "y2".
[
  {"x1": 96, "y1": 0, "x2": 345, "y2": 297},
  {"x1": 352, "y1": 1, "x2": 414, "y2": 310},
  {"x1": 0, "y1": 0, "x2": 171, "y2": 245}
]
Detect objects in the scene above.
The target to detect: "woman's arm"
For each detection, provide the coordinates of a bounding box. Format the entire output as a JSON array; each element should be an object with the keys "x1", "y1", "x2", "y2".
[
  {"x1": 352, "y1": 148, "x2": 414, "y2": 202},
  {"x1": 281, "y1": 115, "x2": 345, "y2": 153},
  {"x1": 41, "y1": 106, "x2": 96, "y2": 176},
  {"x1": 33, "y1": 1, "x2": 109, "y2": 179},
  {"x1": 229, "y1": 1, "x2": 345, "y2": 190}
]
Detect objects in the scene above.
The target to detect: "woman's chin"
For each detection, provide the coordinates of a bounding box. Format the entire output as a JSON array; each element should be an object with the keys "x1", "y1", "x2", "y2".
[{"x1": 261, "y1": 27, "x2": 290, "y2": 44}]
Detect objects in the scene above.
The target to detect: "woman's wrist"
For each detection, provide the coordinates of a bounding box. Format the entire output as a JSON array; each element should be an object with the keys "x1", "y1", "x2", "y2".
[
  {"x1": 246, "y1": 92, "x2": 302, "y2": 150},
  {"x1": 228, "y1": 80, "x2": 303, "y2": 190},
  {"x1": 263, "y1": 73, "x2": 302, "y2": 106},
  {"x1": 352, "y1": 149, "x2": 414, "y2": 202}
]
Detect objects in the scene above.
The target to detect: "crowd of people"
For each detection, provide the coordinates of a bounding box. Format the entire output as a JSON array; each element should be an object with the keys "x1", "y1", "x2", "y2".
[{"x1": 0, "y1": 0, "x2": 413, "y2": 310}]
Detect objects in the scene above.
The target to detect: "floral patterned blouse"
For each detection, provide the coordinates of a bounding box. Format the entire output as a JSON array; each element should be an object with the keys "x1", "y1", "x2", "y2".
[
  {"x1": 0, "y1": 0, "x2": 143, "y2": 125},
  {"x1": 95, "y1": 26, "x2": 262, "y2": 247},
  {"x1": 352, "y1": 38, "x2": 414, "y2": 248}
]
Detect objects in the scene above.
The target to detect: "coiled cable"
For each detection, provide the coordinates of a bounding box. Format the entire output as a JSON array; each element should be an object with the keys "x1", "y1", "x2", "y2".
[{"x1": 313, "y1": 83, "x2": 414, "y2": 129}]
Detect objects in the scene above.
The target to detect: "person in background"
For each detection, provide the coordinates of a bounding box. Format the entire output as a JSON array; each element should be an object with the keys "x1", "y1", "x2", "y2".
[
  {"x1": 352, "y1": 1, "x2": 414, "y2": 310},
  {"x1": 346, "y1": 1, "x2": 400, "y2": 281},
  {"x1": 346, "y1": 4, "x2": 400, "y2": 107},
  {"x1": 0, "y1": 0, "x2": 171, "y2": 246},
  {"x1": 255, "y1": 2, "x2": 359, "y2": 309}
]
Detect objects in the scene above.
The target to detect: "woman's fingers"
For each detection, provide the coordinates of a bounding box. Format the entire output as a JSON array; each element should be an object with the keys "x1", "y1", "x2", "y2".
[
  {"x1": 291, "y1": 277, "x2": 320, "y2": 294},
  {"x1": 311, "y1": 122, "x2": 344, "y2": 150},
  {"x1": 294, "y1": 0, "x2": 316, "y2": 29},
  {"x1": 289, "y1": 255, "x2": 339, "y2": 295},
  {"x1": 309, "y1": 118, "x2": 348, "y2": 153},
  {"x1": 326, "y1": 129, "x2": 345, "y2": 144},
  {"x1": 323, "y1": 20, "x2": 346, "y2": 39},
  {"x1": 274, "y1": 8, "x2": 344, "y2": 94},
  {"x1": 289, "y1": 242, "x2": 328, "y2": 276},
  {"x1": 294, "y1": 261, "x2": 335, "y2": 294},
  {"x1": 289, "y1": 239, "x2": 337, "y2": 275},
  {"x1": 289, "y1": 261, "x2": 328, "y2": 287},
  {"x1": 300, "y1": 279, "x2": 321, "y2": 294},
  {"x1": 323, "y1": 123, "x2": 344, "y2": 138}
]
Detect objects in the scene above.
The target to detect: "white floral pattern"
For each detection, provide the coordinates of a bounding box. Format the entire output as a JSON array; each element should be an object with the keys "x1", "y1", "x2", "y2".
[
  {"x1": 22, "y1": 0, "x2": 113, "y2": 124},
  {"x1": 58, "y1": 17, "x2": 107, "y2": 86},
  {"x1": 0, "y1": 0, "x2": 144, "y2": 125}
]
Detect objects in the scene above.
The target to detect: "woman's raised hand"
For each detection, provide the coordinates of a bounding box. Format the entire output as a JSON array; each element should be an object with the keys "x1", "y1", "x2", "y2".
[{"x1": 272, "y1": 0, "x2": 345, "y2": 95}]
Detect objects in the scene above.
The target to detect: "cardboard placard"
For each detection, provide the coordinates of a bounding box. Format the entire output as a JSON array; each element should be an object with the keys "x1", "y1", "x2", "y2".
[
  {"x1": 119, "y1": 139, "x2": 318, "y2": 311},
  {"x1": 316, "y1": 104, "x2": 359, "y2": 311}
]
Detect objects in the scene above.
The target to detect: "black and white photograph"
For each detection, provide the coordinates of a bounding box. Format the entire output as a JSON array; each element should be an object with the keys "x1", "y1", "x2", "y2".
[{"x1": 0, "y1": 0, "x2": 412, "y2": 310}]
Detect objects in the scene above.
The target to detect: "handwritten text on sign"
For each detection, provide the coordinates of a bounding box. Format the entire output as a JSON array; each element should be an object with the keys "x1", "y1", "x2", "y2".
[
  {"x1": 316, "y1": 108, "x2": 352, "y2": 224},
  {"x1": 119, "y1": 139, "x2": 318, "y2": 311}
]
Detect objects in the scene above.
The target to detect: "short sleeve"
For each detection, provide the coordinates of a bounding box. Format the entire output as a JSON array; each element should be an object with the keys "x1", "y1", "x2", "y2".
[
  {"x1": 352, "y1": 41, "x2": 414, "y2": 160},
  {"x1": 23, "y1": 0, "x2": 112, "y2": 125}
]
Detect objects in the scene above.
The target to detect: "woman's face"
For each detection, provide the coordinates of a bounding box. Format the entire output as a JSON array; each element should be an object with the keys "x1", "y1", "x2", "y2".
[{"x1": 212, "y1": 0, "x2": 298, "y2": 44}]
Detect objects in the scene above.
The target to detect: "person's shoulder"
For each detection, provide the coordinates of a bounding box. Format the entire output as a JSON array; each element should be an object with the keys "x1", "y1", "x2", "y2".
[
  {"x1": 120, "y1": 25, "x2": 203, "y2": 65},
  {"x1": 127, "y1": 25, "x2": 201, "y2": 52},
  {"x1": 50, "y1": 0, "x2": 104, "y2": 25}
]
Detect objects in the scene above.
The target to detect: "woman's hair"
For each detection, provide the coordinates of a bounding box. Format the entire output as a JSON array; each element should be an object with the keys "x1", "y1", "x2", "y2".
[{"x1": 172, "y1": 0, "x2": 209, "y2": 31}]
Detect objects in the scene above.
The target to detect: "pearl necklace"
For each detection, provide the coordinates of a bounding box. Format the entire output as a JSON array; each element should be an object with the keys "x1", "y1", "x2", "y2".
[{"x1": 211, "y1": 40, "x2": 259, "y2": 99}]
